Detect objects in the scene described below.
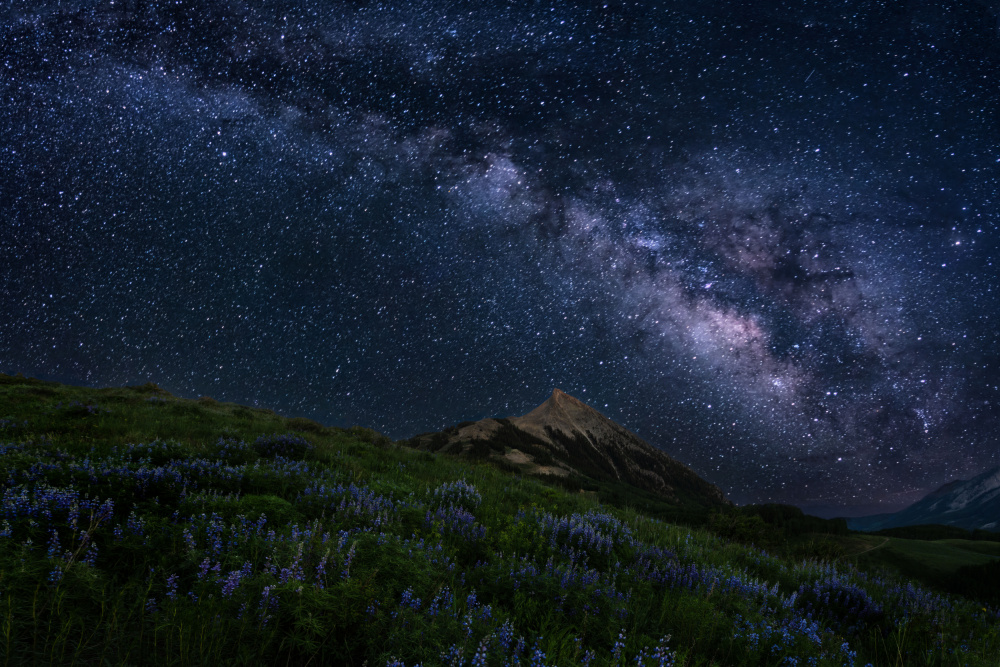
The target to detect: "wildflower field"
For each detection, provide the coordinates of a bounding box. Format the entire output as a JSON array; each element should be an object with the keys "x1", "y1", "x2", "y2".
[{"x1": 0, "y1": 374, "x2": 996, "y2": 665}]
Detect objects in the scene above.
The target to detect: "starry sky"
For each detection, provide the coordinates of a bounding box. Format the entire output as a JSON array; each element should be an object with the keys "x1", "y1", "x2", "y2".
[{"x1": 3, "y1": 0, "x2": 999, "y2": 515}]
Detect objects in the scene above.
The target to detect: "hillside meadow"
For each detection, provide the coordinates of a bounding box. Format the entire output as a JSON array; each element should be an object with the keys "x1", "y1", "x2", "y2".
[{"x1": 0, "y1": 373, "x2": 997, "y2": 665}]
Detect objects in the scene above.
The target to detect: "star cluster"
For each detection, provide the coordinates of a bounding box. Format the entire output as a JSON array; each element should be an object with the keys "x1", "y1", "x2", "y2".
[{"x1": 2, "y1": 0, "x2": 999, "y2": 513}]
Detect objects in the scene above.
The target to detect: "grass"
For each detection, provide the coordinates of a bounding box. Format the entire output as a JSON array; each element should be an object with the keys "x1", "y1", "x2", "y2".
[
  {"x1": 0, "y1": 372, "x2": 998, "y2": 665},
  {"x1": 935, "y1": 540, "x2": 1000, "y2": 557},
  {"x1": 842, "y1": 536, "x2": 1000, "y2": 575},
  {"x1": 875, "y1": 539, "x2": 1000, "y2": 574},
  {"x1": 845, "y1": 535, "x2": 1000, "y2": 604}
]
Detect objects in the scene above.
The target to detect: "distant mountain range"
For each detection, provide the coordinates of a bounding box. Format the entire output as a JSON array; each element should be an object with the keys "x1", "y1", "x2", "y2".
[
  {"x1": 848, "y1": 467, "x2": 1000, "y2": 532},
  {"x1": 404, "y1": 388, "x2": 731, "y2": 510}
]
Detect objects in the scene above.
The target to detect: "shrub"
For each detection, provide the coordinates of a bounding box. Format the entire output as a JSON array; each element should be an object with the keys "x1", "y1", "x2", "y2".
[
  {"x1": 288, "y1": 416, "x2": 326, "y2": 433},
  {"x1": 252, "y1": 433, "x2": 313, "y2": 460}
]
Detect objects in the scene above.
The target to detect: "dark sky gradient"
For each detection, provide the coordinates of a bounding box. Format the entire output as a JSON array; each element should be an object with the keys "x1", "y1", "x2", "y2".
[{"x1": 3, "y1": 0, "x2": 999, "y2": 515}]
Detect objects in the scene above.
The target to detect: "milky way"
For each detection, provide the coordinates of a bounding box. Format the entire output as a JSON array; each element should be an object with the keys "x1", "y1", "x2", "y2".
[{"x1": 2, "y1": 0, "x2": 999, "y2": 513}]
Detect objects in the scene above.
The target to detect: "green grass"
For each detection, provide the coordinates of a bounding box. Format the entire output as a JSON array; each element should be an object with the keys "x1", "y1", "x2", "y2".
[
  {"x1": 852, "y1": 537, "x2": 1000, "y2": 576},
  {"x1": 935, "y1": 540, "x2": 1000, "y2": 557},
  {"x1": 0, "y1": 373, "x2": 998, "y2": 666}
]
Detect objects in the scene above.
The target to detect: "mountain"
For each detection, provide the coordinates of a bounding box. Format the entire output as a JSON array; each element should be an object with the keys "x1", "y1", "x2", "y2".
[
  {"x1": 404, "y1": 388, "x2": 731, "y2": 509},
  {"x1": 848, "y1": 467, "x2": 1000, "y2": 532}
]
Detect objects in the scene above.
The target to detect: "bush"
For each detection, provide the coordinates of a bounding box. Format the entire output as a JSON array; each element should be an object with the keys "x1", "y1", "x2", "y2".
[
  {"x1": 948, "y1": 559, "x2": 1000, "y2": 604},
  {"x1": 236, "y1": 494, "x2": 302, "y2": 525},
  {"x1": 253, "y1": 433, "x2": 313, "y2": 460},
  {"x1": 288, "y1": 416, "x2": 326, "y2": 434},
  {"x1": 467, "y1": 439, "x2": 493, "y2": 460},
  {"x1": 126, "y1": 382, "x2": 171, "y2": 396},
  {"x1": 346, "y1": 425, "x2": 392, "y2": 448}
]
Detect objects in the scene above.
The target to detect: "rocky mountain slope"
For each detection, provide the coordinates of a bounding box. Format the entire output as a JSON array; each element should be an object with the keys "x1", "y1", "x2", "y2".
[
  {"x1": 404, "y1": 388, "x2": 730, "y2": 509},
  {"x1": 848, "y1": 466, "x2": 1000, "y2": 532}
]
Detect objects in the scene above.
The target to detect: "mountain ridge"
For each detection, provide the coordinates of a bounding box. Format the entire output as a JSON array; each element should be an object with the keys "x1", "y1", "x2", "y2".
[
  {"x1": 848, "y1": 466, "x2": 1000, "y2": 532},
  {"x1": 404, "y1": 388, "x2": 731, "y2": 510}
]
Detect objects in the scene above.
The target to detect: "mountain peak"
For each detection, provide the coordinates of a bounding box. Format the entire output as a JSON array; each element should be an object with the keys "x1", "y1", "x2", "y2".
[
  {"x1": 519, "y1": 388, "x2": 604, "y2": 436},
  {"x1": 405, "y1": 389, "x2": 730, "y2": 508},
  {"x1": 547, "y1": 388, "x2": 594, "y2": 411}
]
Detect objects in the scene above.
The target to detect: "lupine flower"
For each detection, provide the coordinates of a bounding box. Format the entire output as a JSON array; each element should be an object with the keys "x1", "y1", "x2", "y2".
[
  {"x1": 125, "y1": 510, "x2": 145, "y2": 537},
  {"x1": 426, "y1": 586, "x2": 454, "y2": 617},
  {"x1": 399, "y1": 587, "x2": 422, "y2": 611},
  {"x1": 342, "y1": 541, "x2": 357, "y2": 579},
  {"x1": 612, "y1": 629, "x2": 627, "y2": 662},
  {"x1": 314, "y1": 550, "x2": 330, "y2": 589},
  {"x1": 165, "y1": 574, "x2": 179, "y2": 600},
  {"x1": 258, "y1": 586, "x2": 279, "y2": 625},
  {"x1": 492, "y1": 619, "x2": 516, "y2": 655},
  {"x1": 221, "y1": 568, "x2": 243, "y2": 597},
  {"x1": 81, "y1": 542, "x2": 98, "y2": 566},
  {"x1": 470, "y1": 637, "x2": 489, "y2": 667},
  {"x1": 649, "y1": 635, "x2": 675, "y2": 667},
  {"x1": 431, "y1": 479, "x2": 482, "y2": 511},
  {"x1": 46, "y1": 528, "x2": 60, "y2": 559},
  {"x1": 529, "y1": 639, "x2": 548, "y2": 667},
  {"x1": 439, "y1": 644, "x2": 463, "y2": 666}
]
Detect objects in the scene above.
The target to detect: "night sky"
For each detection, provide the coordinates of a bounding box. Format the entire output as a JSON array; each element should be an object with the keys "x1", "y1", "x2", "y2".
[{"x1": 3, "y1": 1, "x2": 999, "y2": 515}]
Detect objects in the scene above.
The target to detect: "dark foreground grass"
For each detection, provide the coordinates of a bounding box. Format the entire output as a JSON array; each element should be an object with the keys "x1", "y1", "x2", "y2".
[{"x1": 0, "y1": 373, "x2": 997, "y2": 665}]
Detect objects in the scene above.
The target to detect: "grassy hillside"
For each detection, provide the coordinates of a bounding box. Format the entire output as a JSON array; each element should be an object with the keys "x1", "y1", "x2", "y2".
[
  {"x1": 870, "y1": 525, "x2": 1000, "y2": 543},
  {"x1": 936, "y1": 540, "x2": 1000, "y2": 557},
  {"x1": 847, "y1": 537, "x2": 1000, "y2": 576},
  {"x1": 0, "y1": 373, "x2": 998, "y2": 665},
  {"x1": 839, "y1": 535, "x2": 1000, "y2": 605}
]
